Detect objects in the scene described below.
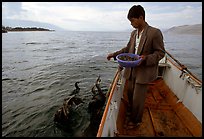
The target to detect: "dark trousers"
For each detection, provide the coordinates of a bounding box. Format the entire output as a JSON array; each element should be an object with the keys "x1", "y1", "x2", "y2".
[{"x1": 127, "y1": 77, "x2": 148, "y2": 123}]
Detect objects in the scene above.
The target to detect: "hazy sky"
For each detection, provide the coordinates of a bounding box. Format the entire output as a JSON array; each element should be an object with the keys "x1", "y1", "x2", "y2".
[{"x1": 2, "y1": 2, "x2": 202, "y2": 31}]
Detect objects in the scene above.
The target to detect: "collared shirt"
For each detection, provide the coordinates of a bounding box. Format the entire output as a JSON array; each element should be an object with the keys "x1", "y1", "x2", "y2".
[{"x1": 135, "y1": 29, "x2": 144, "y2": 54}]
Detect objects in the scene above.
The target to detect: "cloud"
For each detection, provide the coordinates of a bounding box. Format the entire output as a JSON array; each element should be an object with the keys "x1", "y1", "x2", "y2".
[
  {"x1": 145, "y1": 3, "x2": 202, "y2": 29},
  {"x1": 2, "y1": 2, "x2": 202, "y2": 31},
  {"x1": 2, "y1": 2, "x2": 27, "y2": 19},
  {"x1": 20, "y1": 2, "x2": 132, "y2": 31}
]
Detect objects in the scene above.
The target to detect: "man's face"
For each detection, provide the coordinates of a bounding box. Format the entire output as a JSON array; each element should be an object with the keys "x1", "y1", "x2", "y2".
[{"x1": 129, "y1": 17, "x2": 142, "y2": 29}]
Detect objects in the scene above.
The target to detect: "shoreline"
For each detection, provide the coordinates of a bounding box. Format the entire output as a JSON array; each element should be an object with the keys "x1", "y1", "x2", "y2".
[{"x1": 2, "y1": 26, "x2": 55, "y2": 33}]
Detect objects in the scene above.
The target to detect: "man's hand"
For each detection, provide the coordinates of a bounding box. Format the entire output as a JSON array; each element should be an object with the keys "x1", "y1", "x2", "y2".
[
  {"x1": 138, "y1": 55, "x2": 146, "y2": 66},
  {"x1": 107, "y1": 53, "x2": 114, "y2": 61}
]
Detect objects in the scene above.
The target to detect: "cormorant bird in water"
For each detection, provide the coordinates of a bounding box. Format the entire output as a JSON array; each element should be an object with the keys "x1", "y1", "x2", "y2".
[
  {"x1": 54, "y1": 95, "x2": 84, "y2": 124},
  {"x1": 88, "y1": 76, "x2": 106, "y2": 125},
  {"x1": 54, "y1": 81, "x2": 83, "y2": 125},
  {"x1": 83, "y1": 76, "x2": 107, "y2": 137},
  {"x1": 70, "y1": 81, "x2": 80, "y2": 96}
]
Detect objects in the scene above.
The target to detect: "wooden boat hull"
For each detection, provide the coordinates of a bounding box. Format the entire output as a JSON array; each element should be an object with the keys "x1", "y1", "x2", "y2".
[{"x1": 97, "y1": 52, "x2": 202, "y2": 137}]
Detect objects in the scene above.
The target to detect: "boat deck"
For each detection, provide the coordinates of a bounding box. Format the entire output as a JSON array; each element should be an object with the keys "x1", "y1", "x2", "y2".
[{"x1": 115, "y1": 78, "x2": 202, "y2": 137}]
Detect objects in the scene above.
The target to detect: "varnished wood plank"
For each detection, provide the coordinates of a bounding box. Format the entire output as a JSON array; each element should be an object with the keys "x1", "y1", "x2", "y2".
[
  {"x1": 123, "y1": 108, "x2": 155, "y2": 137},
  {"x1": 117, "y1": 78, "x2": 202, "y2": 137},
  {"x1": 149, "y1": 108, "x2": 192, "y2": 137},
  {"x1": 174, "y1": 102, "x2": 202, "y2": 137}
]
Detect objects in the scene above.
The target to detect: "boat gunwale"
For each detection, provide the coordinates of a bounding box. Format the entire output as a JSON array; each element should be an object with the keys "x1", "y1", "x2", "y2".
[
  {"x1": 97, "y1": 51, "x2": 202, "y2": 137},
  {"x1": 96, "y1": 68, "x2": 121, "y2": 137},
  {"x1": 164, "y1": 51, "x2": 202, "y2": 85}
]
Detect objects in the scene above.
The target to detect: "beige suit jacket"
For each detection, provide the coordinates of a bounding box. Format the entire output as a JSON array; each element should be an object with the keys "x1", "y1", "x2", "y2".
[{"x1": 113, "y1": 23, "x2": 165, "y2": 84}]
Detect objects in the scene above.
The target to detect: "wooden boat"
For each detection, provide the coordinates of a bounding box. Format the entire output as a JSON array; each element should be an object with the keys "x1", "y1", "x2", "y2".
[{"x1": 96, "y1": 51, "x2": 202, "y2": 137}]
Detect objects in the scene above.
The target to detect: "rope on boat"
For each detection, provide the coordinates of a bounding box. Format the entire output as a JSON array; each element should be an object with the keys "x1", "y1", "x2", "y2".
[{"x1": 162, "y1": 50, "x2": 202, "y2": 86}]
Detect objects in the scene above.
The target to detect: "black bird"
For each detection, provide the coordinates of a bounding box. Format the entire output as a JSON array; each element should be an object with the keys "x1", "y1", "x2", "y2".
[
  {"x1": 91, "y1": 76, "x2": 101, "y2": 95},
  {"x1": 70, "y1": 81, "x2": 80, "y2": 96},
  {"x1": 88, "y1": 76, "x2": 106, "y2": 125},
  {"x1": 54, "y1": 95, "x2": 84, "y2": 124},
  {"x1": 54, "y1": 81, "x2": 84, "y2": 125}
]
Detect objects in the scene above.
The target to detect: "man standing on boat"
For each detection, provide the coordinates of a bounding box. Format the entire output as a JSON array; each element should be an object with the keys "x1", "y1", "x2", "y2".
[{"x1": 107, "y1": 5, "x2": 165, "y2": 126}]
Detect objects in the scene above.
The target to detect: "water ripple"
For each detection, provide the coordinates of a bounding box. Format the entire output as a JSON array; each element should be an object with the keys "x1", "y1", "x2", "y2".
[{"x1": 2, "y1": 31, "x2": 201, "y2": 137}]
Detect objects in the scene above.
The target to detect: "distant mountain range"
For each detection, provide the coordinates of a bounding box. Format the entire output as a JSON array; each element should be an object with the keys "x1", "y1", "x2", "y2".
[
  {"x1": 124, "y1": 24, "x2": 202, "y2": 35},
  {"x1": 2, "y1": 19, "x2": 202, "y2": 34},
  {"x1": 2, "y1": 19, "x2": 66, "y2": 31},
  {"x1": 163, "y1": 24, "x2": 202, "y2": 35}
]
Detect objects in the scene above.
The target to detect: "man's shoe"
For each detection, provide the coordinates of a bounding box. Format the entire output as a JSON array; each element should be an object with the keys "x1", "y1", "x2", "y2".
[{"x1": 126, "y1": 121, "x2": 141, "y2": 129}]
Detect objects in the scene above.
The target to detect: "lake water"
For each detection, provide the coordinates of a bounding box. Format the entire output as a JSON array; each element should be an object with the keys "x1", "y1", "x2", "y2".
[{"x1": 2, "y1": 31, "x2": 202, "y2": 137}]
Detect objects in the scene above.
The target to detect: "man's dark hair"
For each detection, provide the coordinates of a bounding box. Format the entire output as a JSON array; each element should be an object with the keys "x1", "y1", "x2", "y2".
[{"x1": 127, "y1": 5, "x2": 145, "y2": 20}]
